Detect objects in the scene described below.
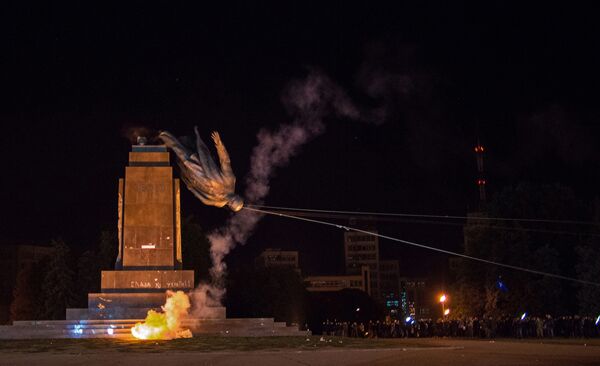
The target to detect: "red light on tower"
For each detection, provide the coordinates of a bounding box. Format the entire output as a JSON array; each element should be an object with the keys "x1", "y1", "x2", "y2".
[
  {"x1": 474, "y1": 140, "x2": 487, "y2": 205},
  {"x1": 478, "y1": 178, "x2": 487, "y2": 202},
  {"x1": 475, "y1": 145, "x2": 485, "y2": 172}
]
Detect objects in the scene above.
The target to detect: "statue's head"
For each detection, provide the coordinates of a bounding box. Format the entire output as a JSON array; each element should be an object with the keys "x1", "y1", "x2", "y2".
[
  {"x1": 136, "y1": 136, "x2": 148, "y2": 145},
  {"x1": 227, "y1": 194, "x2": 244, "y2": 212}
]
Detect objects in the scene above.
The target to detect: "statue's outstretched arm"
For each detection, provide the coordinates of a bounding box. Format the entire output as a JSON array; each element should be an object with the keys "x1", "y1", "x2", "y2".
[
  {"x1": 194, "y1": 126, "x2": 219, "y2": 177},
  {"x1": 211, "y1": 131, "x2": 234, "y2": 179},
  {"x1": 159, "y1": 131, "x2": 187, "y2": 158}
]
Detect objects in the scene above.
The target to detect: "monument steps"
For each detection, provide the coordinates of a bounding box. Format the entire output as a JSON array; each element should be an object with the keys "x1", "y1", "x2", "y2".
[
  {"x1": 0, "y1": 318, "x2": 307, "y2": 339},
  {"x1": 12, "y1": 319, "x2": 140, "y2": 326}
]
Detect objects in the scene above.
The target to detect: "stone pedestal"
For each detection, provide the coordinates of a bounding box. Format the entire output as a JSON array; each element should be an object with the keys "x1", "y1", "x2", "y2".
[{"x1": 67, "y1": 143, "x2": 225, "y2": 320}]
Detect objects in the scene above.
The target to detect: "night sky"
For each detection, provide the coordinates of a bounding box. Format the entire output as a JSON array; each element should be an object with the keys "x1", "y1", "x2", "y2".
[{"x1": 2, "y1": 3, "x2": 600, "y2": 282}]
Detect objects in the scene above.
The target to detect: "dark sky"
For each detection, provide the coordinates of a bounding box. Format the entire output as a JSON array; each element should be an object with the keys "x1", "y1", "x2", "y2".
[{"x1": 2, "y1": 2, "x2": 600, "y2": 280}]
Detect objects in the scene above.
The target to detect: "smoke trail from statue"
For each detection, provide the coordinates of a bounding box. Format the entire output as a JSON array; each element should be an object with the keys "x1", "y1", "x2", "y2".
[{"x1": 192, "y1": 70, "x2": 360, "y2": 313}]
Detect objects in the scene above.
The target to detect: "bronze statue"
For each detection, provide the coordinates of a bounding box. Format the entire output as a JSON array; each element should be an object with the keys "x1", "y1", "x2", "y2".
[{"x1": 159, "y1": 127, "x2": 244, "y2": 212}]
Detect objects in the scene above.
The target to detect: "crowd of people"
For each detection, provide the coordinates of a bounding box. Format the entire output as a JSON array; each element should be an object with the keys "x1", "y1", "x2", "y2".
[{"x1": 320, "y1": 315, "x2": 600, "y2": 338}]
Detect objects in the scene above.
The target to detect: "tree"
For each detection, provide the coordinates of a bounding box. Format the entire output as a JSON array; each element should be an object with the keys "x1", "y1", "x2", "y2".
[
  {"x1": 528, "y1": 244, "x2": 562, "y2": 315},
  {"x1": 575, "y1": 199, "x2": 600, "y2": 316},
  {"x1": 452, "y1": 183, "x2": 587, "y2": 317},
  {"x1": 575, "y1": 245, "x2": 600, "y2": 316},
  {"x1": 73, "y1": 230, "x2": 118, "y2": 306},
  {"x1": 181, "y1": 216, "x2": 211, "y2": 283},
  {"x1": 42, "y1": 239, "x2": 76, "y2": 320},
  {"x1": 98, "y1": 229, "x2": 117, "y2": 270},
  {"x1": 9, "y1": 261, "x2": 46, "y2": 321},
  {"x1": 76, "y1": 249, "x2": 100, "y2": 307}
]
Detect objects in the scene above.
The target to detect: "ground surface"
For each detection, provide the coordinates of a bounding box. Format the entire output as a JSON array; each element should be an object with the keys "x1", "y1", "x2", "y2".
[{"x1": 1, "y1": 337, "x2": 599, "y2": 365}]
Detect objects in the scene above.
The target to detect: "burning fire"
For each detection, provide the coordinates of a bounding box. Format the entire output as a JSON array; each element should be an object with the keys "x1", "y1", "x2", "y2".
[{"x1": 131, "y1": 290, "x2": 193, "y2": 340}]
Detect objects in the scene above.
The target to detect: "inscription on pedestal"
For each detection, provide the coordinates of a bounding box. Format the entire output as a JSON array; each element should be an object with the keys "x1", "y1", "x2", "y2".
[{"x1": 101, "y1": 270, "x2": 194, "y2": 291}]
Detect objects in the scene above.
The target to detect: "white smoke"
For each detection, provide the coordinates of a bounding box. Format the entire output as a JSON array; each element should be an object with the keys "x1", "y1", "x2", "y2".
[
  {"x1": 189, "y1": 283, "x2": 225, "y2": 319},
  {"x1": 190, "y1": 70, "x2": 359, "y2": 315}
]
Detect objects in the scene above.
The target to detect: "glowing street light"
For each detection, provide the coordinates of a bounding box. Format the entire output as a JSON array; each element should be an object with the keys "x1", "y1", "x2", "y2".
[
  {"x1": 444, "y1": 308, "x2": 450, "y2": 316},
  {"x1": 439, "y1": 294, "x2": 448, "y2": 317}
]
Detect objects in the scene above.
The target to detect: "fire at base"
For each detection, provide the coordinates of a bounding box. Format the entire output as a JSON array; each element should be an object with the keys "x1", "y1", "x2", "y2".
[{"x1": 131, "y1": 290, "x2": 193, "y2": 340}]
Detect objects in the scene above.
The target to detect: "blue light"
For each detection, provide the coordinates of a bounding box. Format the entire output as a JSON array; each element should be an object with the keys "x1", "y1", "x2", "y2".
[
  {"x1": 405, "y1": 316, "x2": 412, "y2": 323},
  {"x1": 596, "y1": 315, "x2": 600, "y2": 326},
  {"x1": 520, "y1": 312, "x2": 527, "y2": 320},
  {"x1": 71, "y1": 324, "x2": 84, "y2": 336},
  {"x1": 496, "y1": 279, "x2": 508, "y2": 292}
]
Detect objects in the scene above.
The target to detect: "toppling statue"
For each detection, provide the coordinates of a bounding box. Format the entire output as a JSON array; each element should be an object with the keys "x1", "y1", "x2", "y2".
[{"x1": 159, "y1": 127, "x2": 244, "y2": 212}]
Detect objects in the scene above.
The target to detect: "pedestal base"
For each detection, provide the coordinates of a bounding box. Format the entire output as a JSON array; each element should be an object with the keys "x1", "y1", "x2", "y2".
[
  {"x1": 80, "y1": 269, "x2": 199, "y2": 320},
  {"x1": 2, "y1": 317, "x2": 308, "y2": 338},
  {"x1": 65, "y1": 292, "x2": 227, "y2": 320}
]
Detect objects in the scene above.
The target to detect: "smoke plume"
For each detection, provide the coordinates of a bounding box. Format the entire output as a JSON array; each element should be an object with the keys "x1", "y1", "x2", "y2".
[{"x1": 190, "y1": 70, "x2": 359, "y2": 315}]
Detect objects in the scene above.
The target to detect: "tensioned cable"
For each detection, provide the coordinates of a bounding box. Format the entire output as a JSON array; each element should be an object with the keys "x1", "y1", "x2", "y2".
[
  {"x1": 246, "y1": 204, "x2": 597, "y2": 226},
  {"x1": 243, "y1": 206, "x2": 600, "y2": 287},
  {"x1": 253, "y1": 209, "x2": 600, "y2": 238}
]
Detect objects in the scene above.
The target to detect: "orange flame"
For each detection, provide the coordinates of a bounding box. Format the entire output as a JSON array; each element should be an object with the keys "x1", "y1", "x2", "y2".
[{"x1": 131, "y1": 290, "x2": 193, "y2": 340}]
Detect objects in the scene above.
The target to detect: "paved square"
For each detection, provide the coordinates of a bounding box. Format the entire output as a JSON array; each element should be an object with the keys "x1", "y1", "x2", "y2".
[{"x1": 1, "y1": 338, "x2": 599, "y2": 365}]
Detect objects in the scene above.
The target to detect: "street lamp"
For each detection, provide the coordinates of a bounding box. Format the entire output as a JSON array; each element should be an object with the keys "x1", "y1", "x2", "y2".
[{"x1": 439, "y1": 294, "x2": 447, "y2": 318}]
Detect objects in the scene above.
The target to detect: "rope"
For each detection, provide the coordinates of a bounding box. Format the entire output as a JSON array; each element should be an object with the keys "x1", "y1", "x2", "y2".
[
  {"x1": 246, "y1": 204, "x2": 597, "y2": 226},
  {"x1": 243, "y1": 206, "x2": 600, "y2": 287}
]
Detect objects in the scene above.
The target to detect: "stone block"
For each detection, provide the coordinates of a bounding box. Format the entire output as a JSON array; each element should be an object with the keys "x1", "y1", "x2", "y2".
[
  {"x1": 101, "y1": 270, "x2": 194, "y2": 291},
  {"x1": 122, "y1": 165, "x2": 176, "y2": 267},
  {"x1": 81, "y1": 292, "x2": 226, "y2": 320},
  {"x1": 128, "y1": 151, "x2": 170, "y2": 164},
  {"x1": 89, "y1": 292, "x2": 168, "y2": 309}
]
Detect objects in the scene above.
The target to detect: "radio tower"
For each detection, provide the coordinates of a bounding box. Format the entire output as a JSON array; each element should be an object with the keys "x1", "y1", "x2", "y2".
[{"x1": 474, "y1": 139, "x2": 486, "y2": 207}]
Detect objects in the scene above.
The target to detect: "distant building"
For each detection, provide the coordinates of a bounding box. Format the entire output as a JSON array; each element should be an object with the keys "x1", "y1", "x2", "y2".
[
  {"x1": 0, "y1": 244, "x2": 54, "y2": 324},
  {"x1": 305, "y1": 266, "x2": 370, "y2": 294},
  {"x1": 344, "y1": 230, "x2": 380, "y2": 298},
  {"x1": 379, "y1": 260, "x2": 401, "y2": 314},
  {"x1": 400, "y1": 277, "x2": 430, "y2": 319},
  {"x1": 255, "y1": 248, "x2": 300, "y2": 273}
]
